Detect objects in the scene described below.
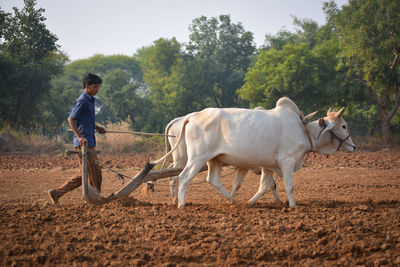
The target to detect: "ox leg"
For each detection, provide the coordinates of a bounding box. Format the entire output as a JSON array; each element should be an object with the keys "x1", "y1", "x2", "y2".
[
  {"x1": 247, "y1": 168, "x2": 275, "y2": 207},
  {"x1": 231, "y1": 168, "x2": 248, "y2": 198},
  {"x1": 177, "y1": 161, "x2": 204, "y2": 208},
  {"x1": 169, "y1": 177, "x2": 179, "y2": 205},
  {"x1": 167, "y1": 163, "x2": 179, "y2": 205},
  {"x1": 281, "y1": 163, "x2": 296, "y2": 207},
  {"x1": 270, "y1": 177, "x2": 281, "y2": 203},
  {"x1": 207, "y1": 159, "x2": 235, "y2": 203}
]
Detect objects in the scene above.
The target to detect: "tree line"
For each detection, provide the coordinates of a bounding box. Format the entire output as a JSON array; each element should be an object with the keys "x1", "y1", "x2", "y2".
[{"x1": 1, "y1": 0, "x2": 399, "y2": 146}]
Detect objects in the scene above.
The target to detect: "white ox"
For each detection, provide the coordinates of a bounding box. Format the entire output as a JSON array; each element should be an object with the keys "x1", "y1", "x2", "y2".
[
  {"x1": 152, "y1": 97, "x2": 356, "y2": 208},
  {"x1": 163, "y1": 113, "x2": 280, "y2": 205}
]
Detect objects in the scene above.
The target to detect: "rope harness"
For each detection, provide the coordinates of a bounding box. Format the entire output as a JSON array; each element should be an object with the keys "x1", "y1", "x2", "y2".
[
  {"x1": 300, "y1": 113, "x2": 316, "y2": 157},
  {"x1": 301, "y1": 113, "x2": 353, "y2": 157},
  {"x1": 100, "y1": 164, "x2": 130, "y2": 184},
  {"x1": 317, "y1": 118, "x2": 352, "y2": 152},
  {"x1": 329, "y1": 130, "x2": 351, "y2": 152}
]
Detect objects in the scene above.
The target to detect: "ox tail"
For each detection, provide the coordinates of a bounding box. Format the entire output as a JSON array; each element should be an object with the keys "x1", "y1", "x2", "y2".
[
  {"x1": 160, "y1": 117, "x2": 181, "y2": 169},
  {"x1": 151, "y1": 118, "x2": 189, "y2": 166}
]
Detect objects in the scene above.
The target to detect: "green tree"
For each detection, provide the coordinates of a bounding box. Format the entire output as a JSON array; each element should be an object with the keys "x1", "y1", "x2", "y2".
[
  {"x1": 65, "y1": 54, "x2": 142, "y2": 82},
  {"x1": 239, "y1": 17, "x2": 373, "y2": 136},
  {"x1": 264, "y1": 29, "x2": 297, "y2": 50},
  {"x1": 263, "y1": 17, "x2": 331, "y2": 51},
  {"x1": 135, "y1": 16, "x2": 256, "y2": 131},
  {"x1": 98, "y1": 68, "x2": 148, "y2": 125},
  {"x1": 238, "y1": 42, "x2": 337, "y2": 112},
  {"x1": 324, "y1": 0, "x2": 400, "y2": 145},
  {"x1": 49, "y1": 54, "x2": 145, "y2": 130},
  {"x1": 136, "y1": 38, "x2": 183, "y2": 130},
  {"x1": 240, "y1": 18, "x2": 338, "y2": 112},
  {"x1": 187, "y1": 15, "x2": 256, "y2": 107},
  {"x1": 0, "y1": 0, "x2": 65, "y2": 129}
]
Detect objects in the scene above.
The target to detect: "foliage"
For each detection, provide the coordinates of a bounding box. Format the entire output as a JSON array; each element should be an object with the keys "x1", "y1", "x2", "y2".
[
  {"x1": 1, "y1": 1, "x2": 399, "y2": 148},
  {"x1": 98, "y1": 68, "x2": 145, "y2": 122},
  {"x1": 136, "y1": 37, "x2": 183, "y2": 130},
  {"x1": 136, "y1": 15, "x2": 256, "y2": 131},
  {"x1": 132, "y1": 136, "x2": 164, "y2": 153},
  {"x1": 239, "y1": 20, "x2": 338, "y2": 111},
  {"x1": 324, "y1": 0, "x2": 400, "y2": 145},
  {"x1": 48, "y1": 54, "x2": 148, "y2": 132},
  {"x1": 0, "y1": 0, "x2": 66, "y2": 130},
  {"x1": 187, "y1": 15, "x2": 256, "y2": 108},
  {"x1": 238, "y1": 43, "x2": 328, "y2": 111},
  {"x1": 238, "y1": 16, "x2": 376, "y2": 136}
]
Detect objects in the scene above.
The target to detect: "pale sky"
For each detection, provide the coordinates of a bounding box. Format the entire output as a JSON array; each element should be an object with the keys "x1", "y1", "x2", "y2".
[{"x1": 2, "y1": 0, "x2": 348, "y2": 61}]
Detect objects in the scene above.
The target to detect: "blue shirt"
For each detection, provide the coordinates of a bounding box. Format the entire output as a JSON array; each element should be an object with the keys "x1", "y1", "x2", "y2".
[{"x1": 69, "y1": 91, "x2": 96, "y2": 148}]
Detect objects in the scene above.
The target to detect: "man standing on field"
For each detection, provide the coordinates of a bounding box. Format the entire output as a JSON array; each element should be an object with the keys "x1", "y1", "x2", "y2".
[{"x1": 48, "y1": 73, "x2": 106, "y2": 204}]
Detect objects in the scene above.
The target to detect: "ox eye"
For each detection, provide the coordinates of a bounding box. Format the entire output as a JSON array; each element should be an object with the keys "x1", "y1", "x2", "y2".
[{"x1": 342, "y1": 125, "x2": 347, "y2": 129}]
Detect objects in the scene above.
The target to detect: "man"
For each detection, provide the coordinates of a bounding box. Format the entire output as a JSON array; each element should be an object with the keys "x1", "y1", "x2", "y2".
[{"x1": 48, "y1": 73, "x2": 106, "y2": 204}]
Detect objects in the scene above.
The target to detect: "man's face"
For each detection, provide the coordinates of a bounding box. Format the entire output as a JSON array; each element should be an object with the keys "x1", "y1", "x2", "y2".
[{"x1": 85, "y1": 83, "x2": 101, "y2": 96}]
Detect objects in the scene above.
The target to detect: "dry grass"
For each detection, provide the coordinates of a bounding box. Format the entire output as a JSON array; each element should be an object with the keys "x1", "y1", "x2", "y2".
[
  {"x1": 352, "y1": 135, "x2": 399, "y2": 151},
  {"x1": 96, "y1": 121, "x2": 140, "y2": 153},
  {"x1": 96, "y1": 121, "x2": 164, "y2": 154},
  {"x1": 0, "y1": 121, "x2": 165, "y2": 155},
  {"x1": 0, "y1": 128, "x2": 65, "y2": 154},
  {"x1": 352, "y1": 135, "x2": 381, "y2": 151},
  {"x1": 1, "y1": 123, "x2": 398, "y2": 155}
]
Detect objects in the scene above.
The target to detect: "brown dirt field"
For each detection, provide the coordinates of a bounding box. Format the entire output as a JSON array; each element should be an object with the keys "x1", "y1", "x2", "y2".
[{"x1": 0, "y1": 151, "x2": 400, "y2": 266}]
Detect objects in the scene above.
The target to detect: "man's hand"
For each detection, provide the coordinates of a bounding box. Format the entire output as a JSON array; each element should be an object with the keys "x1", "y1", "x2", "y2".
[
  {"x1": 95, "y1": 125, "x2": 106, "y2": 134},
  {"x1": 68, "y1": 117, "x2": 88, "y2": 145},
  {"x1": 78, "y1": 136, "x2": 88, "y2": 146}
]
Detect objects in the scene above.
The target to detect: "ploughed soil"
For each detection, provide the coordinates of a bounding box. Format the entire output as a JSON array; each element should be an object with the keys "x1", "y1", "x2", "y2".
[{"x1": 0, "y1": 151, "x2": 399, "y2": 266}]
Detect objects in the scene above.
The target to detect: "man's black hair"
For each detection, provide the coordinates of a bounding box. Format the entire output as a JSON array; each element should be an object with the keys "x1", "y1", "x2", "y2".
[{"x1": 83, "y1": 73, "x2": 102, "y2": 88}]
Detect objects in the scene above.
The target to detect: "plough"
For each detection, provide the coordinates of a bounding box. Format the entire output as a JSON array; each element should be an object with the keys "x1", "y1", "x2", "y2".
[{"x1": 65, "y1": 145, "x2": 208, "y2": 204}]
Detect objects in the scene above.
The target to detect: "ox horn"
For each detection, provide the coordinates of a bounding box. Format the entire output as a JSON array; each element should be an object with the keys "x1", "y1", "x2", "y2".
[
  {"x1": 304, "y1": 111, "x2": 318, "y2": 122},
  {"x1": 301, "y1": 111, "x2": 318, "y2": 124},
  {"x1": 335, "y1": 107, "x2": 345, "y2": 119},
  {"x1": 327, "y1": 107, "x2": 332, "y2": 116}
]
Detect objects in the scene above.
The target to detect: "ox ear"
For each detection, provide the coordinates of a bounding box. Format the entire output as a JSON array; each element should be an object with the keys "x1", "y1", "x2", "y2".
[
  {"x1": 335, "y1": 107, "x2": 345, "y2": 119},
  {"x1": 319, "y1": 121, "x2": 335, "y2": 139},
  {"x1": 304, "y1": 111, "x2": 318, "y2": 122}
]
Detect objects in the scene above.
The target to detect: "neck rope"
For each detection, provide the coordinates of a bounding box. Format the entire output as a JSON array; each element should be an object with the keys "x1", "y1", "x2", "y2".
[
  {"x1": 300, "y1": 115, "x2": 316, "y2": 156},
  {"x1": 318, "y1": 118, "x2": 351, "y2": 152}
]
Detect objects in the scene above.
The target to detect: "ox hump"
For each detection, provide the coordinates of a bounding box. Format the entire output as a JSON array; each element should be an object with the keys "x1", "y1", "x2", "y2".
[{"x1": 276, "y1": 97, "x2": 300, "y2": 114}]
